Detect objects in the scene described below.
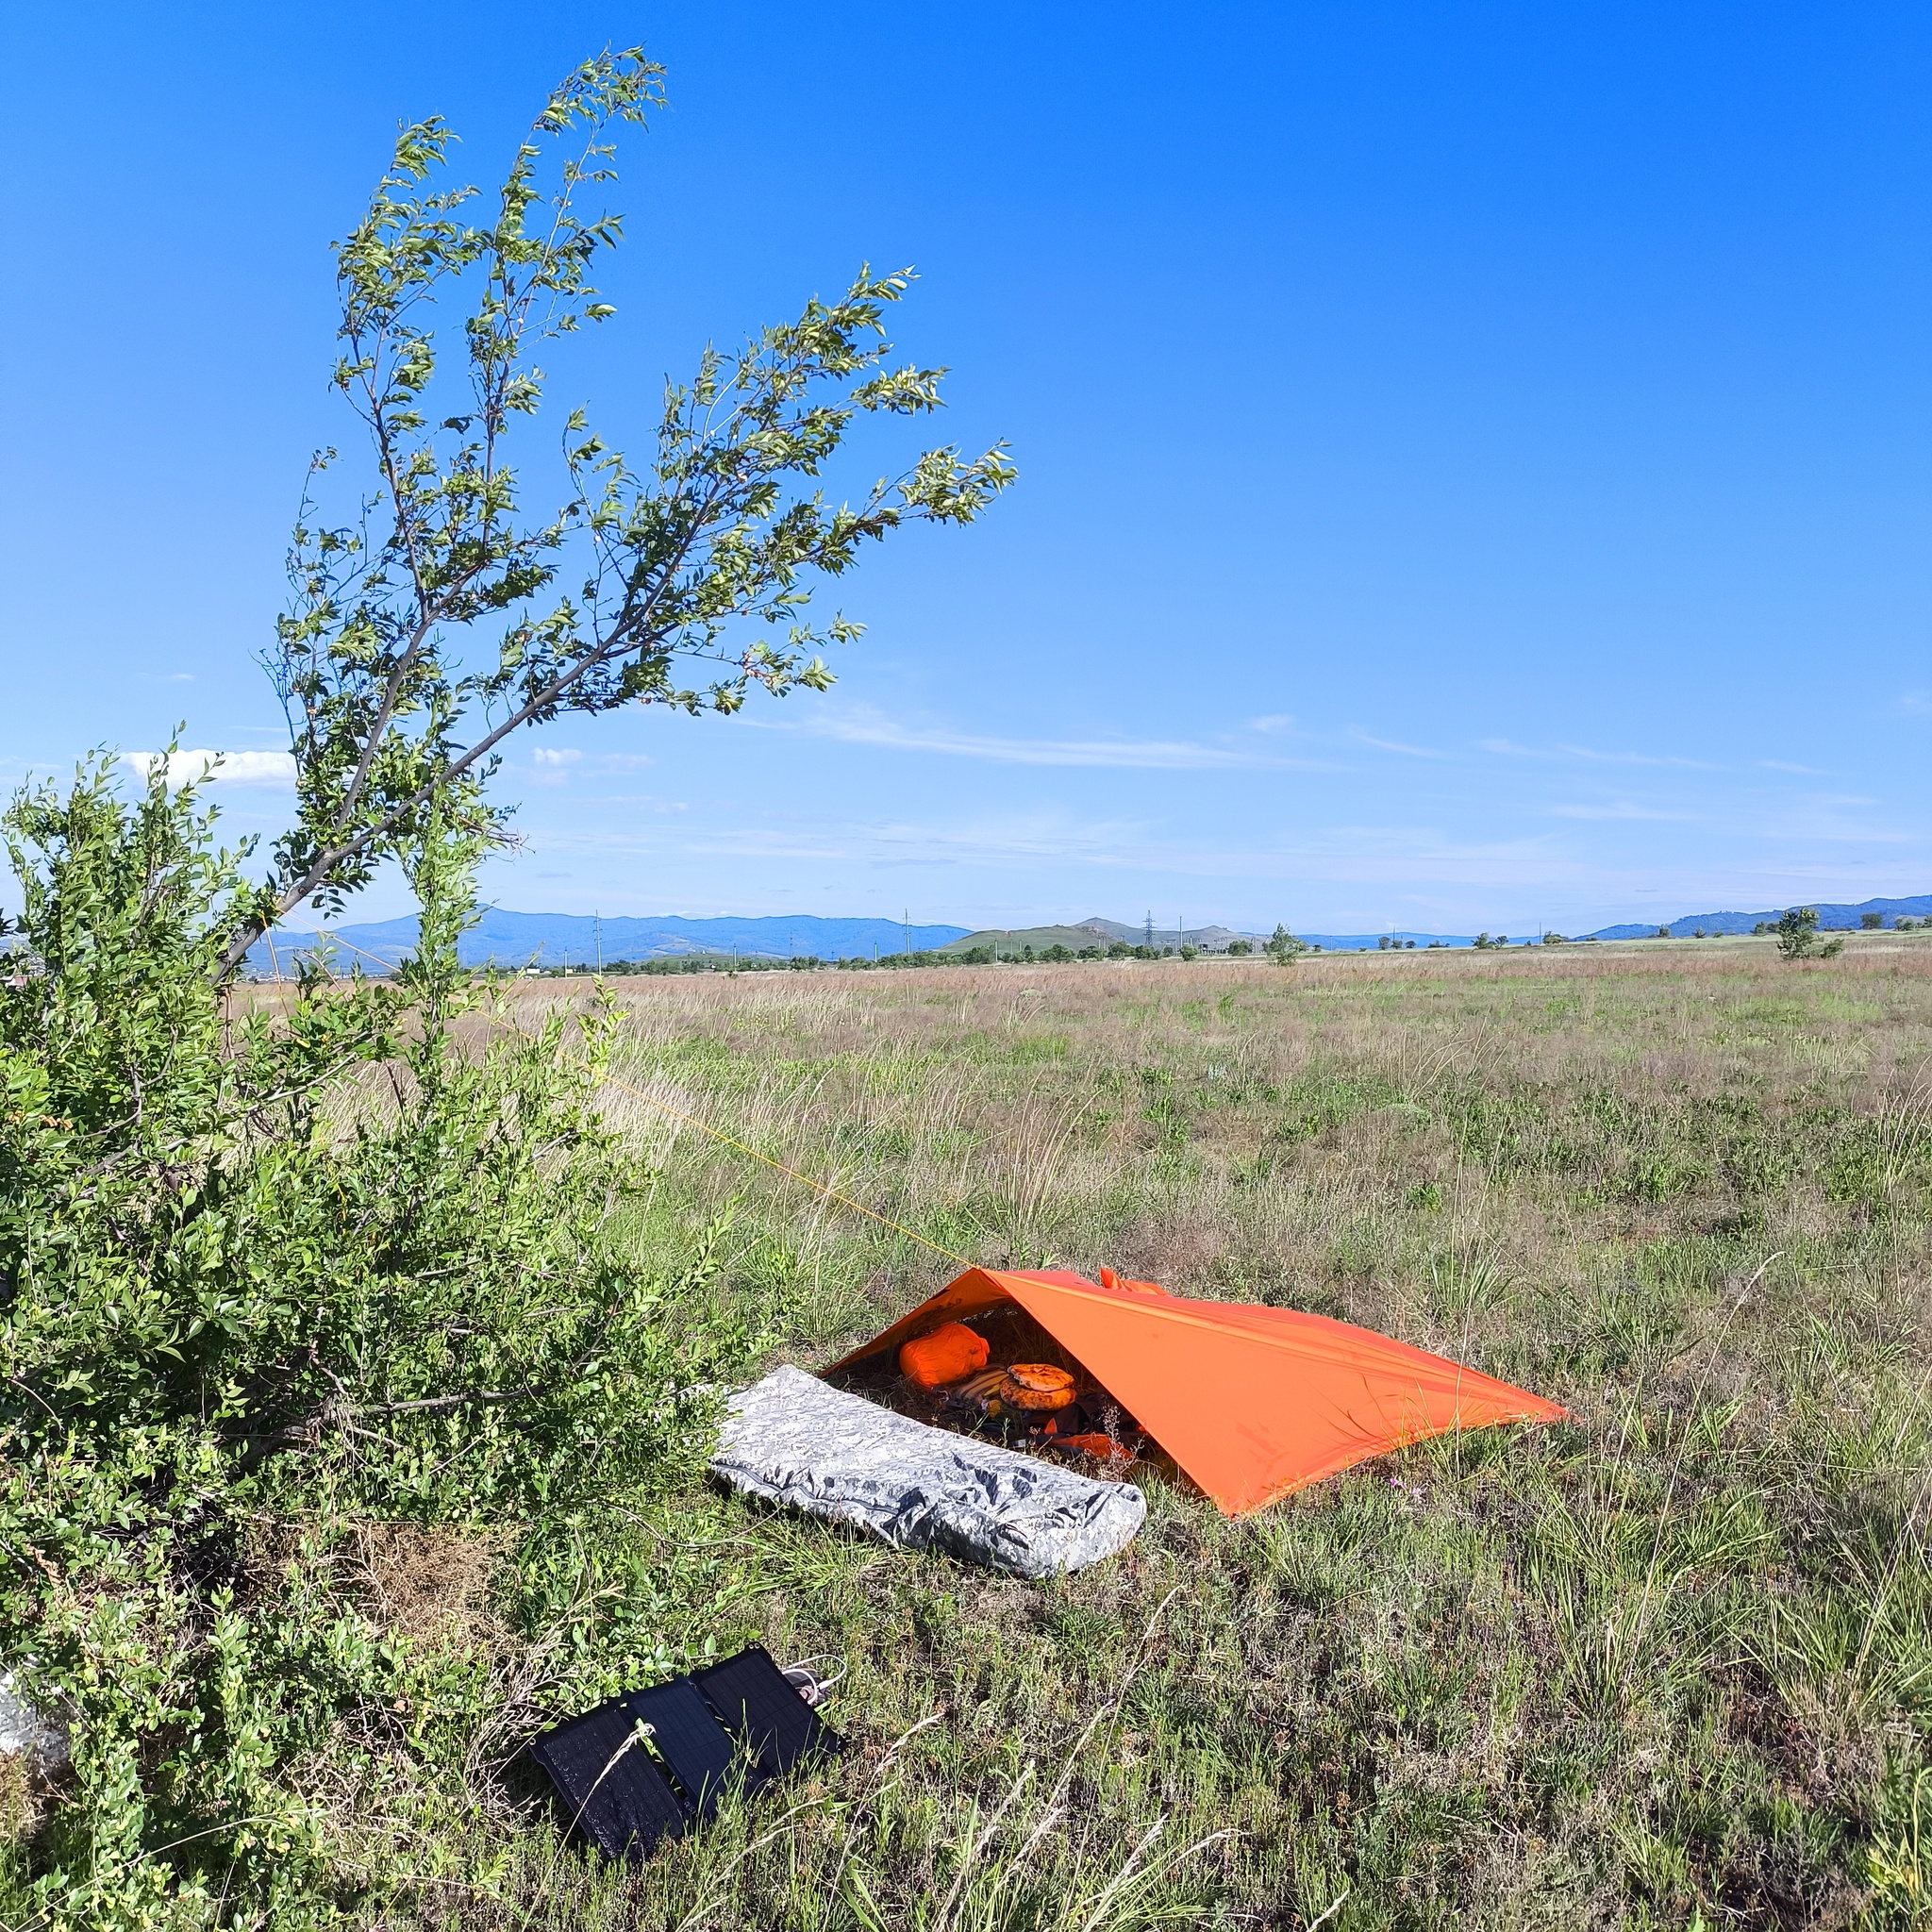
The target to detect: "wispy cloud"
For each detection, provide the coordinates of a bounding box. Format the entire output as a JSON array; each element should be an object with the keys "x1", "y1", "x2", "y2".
[
  {"x1": 1728, "y1": 795, "x2": 1916, "y2": 846},
  {"x1": 520, "y1": 748, "x2": 655, "y2": 784},
  {"x1": 773, "y1": 708, "x2": 1313, "y2": 770},
  {"x1": 494, "y1": 797, "x2": 1932, "y2": 933},
  {"x1": 533, "y1": 807, "x2": 1150, "y2": 869},
  {"x1": 1550, "y1": 801, "x2": 1695, "y2": 822},
  {"x1": 1760, "y1": 759, "x2": 1824, "y2": 774},
  {"x1": 1249, "y1": 714, "x2": 1296, "y2": 735},
  {"x1": 1479, "y1": 738, "x2": 1716, "y2": 770},
  {"x1": 1900, "y1": 691, "x2": 1932, "y2": 716},
  {"x1": 530, "y1": 746, "x2": 581, "y2": 788},
  {"x1": 1352, "y1": 730, "x2": 1443, "y2": 759},
  {"x1": 523, "y1": 808, "x2": 1598, "y2": 891},
  {"x1": 123, "y1": 750, "x2": 295, "y2": 788}
]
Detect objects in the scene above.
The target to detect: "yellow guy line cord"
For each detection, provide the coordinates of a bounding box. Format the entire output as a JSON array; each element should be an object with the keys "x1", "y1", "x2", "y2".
[
  {"x1": 584, "y1": 1062, "x2": 970, "y2": 1268},
  {"x1": 285, "y1": 929, "x2": 971, "y2": 1269}
]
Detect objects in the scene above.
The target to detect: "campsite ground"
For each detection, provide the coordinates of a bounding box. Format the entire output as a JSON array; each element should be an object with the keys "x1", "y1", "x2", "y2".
[{"x1": 197, "y1": 947, "x2": 1932, "y2": 1924}]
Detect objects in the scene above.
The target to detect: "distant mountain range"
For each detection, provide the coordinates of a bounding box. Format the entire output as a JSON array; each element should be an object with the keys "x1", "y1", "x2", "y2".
[
  {"x1": 247, "y1": 909, "x2": 970, "y2": 974},
  {"x1": 1296, "y1": 894, "x2": 1932, "y2": 948},
  {"x1": 242, "y1": 893, "x2": 1932, "y2": 974},
  {"x1": 1581, "y1": 894, "x2": 1932, "y2": 939}
]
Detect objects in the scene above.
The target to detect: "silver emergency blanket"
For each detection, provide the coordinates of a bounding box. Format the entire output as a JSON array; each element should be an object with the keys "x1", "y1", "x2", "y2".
[
  {"x1": 711, "y1": 1365, "x2": 1144, "y2": 1578},
  {"x1": 0, "y1": 1670, "x2": 68, "y2": 1768}
]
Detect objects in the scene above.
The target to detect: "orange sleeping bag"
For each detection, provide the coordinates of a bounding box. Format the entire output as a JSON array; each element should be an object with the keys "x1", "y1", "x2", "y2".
[{"x1": 898, "y1": 1322, "x2": 990, "y2": 1389}]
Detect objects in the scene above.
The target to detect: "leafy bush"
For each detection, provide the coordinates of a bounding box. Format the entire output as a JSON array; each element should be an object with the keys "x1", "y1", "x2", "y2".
[
  {"x1": 1774, "y1": 907, "x2": 1845, "y2": 960},
  {"x1": 0, "y1": 38, "x2": 1018, "y2": 1913},
  {"x1": 0, "y1": 763, "x2": 756, "y2": 1925},
  {"x1": 1264, "y1": 924, "x2": 1307, "y2": 965}
]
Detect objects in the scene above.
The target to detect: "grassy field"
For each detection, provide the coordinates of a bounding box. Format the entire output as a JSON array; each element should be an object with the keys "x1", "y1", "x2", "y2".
[{"x1": 62, "y1": 939, "x2": 1932, "y2": 1929}]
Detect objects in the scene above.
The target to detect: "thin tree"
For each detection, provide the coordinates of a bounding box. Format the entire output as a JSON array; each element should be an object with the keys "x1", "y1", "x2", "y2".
[
  {"x1": 222, "y1": 49, "x2": 1011, "y2": 974},
  {"x1": 1774, "y1": 907, "x2": 1844, "y2": 960}
]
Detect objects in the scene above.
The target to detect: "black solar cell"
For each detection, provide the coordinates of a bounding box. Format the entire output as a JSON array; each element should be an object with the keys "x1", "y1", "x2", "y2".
[
  {"x1": 621, "y1": 1676, "x2": 748, "y2": 1822},
  {"x1": 526, "y1": 1700, "x2": 688, "y2": 1861},
  {"x1": 693, "y1": 1645, "x2": 841, "y2": 1777}
]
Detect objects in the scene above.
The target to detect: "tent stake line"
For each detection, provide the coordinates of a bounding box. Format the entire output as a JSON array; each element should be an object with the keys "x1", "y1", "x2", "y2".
[
  {"x1": 587, "y1": 1064, "x2": 971, "y2": 1266},
  {"x1": 263, "y1": 932, "x2": 967, "y2": 1263}
]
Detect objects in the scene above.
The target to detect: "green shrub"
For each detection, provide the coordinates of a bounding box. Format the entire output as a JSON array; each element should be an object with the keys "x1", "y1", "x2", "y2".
[
  {"x1": 1774, "y1": 907, "x2": 1845, "y2": 960},
  {"x1": 0, "y1": 763, "x2": 749, "y2": 1924}
]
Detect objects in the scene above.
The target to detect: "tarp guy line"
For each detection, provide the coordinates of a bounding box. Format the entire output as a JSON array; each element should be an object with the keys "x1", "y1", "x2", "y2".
[{"x1": 261, "y1": 932, "x2": 974, "y2": 1268}]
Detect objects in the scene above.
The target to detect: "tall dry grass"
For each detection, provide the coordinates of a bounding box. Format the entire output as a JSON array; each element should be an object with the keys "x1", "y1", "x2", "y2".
[{"x1": 230, "y1": 943, "x2": 1932, "y2": 1926}]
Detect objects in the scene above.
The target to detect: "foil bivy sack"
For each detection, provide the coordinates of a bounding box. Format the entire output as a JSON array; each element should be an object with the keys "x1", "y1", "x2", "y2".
[{"x1": 709, "y1": 1366, "x2": 1145, "y2": 1578}]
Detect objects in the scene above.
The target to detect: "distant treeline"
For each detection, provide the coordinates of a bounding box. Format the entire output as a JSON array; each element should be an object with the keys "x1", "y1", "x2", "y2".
[{"x1": 522, "y1": 938, "x2": 1239, "y2": 976}]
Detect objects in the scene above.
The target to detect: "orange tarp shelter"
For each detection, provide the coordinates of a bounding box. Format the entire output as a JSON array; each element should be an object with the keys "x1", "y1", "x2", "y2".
[{"x1": 828, "y1": 1267, "x2": 1564, "y2": 1517}]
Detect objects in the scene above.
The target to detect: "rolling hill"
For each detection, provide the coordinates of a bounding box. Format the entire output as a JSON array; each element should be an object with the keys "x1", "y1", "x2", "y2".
[
  {"x1": 1585, "y1": 894, "x2": 1932, "y2": 939},
  {"x1": 239, "y1": 892, "x2": 1932, "y2": 975},
  {"x1": 247, "y1": 909, "x2": 969, "y2": 974}
]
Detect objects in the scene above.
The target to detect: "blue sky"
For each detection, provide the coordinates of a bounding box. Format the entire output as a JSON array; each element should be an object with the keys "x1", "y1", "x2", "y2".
[{"x1": 3, "y1": 3, "x2": 1928, "y2": 936}]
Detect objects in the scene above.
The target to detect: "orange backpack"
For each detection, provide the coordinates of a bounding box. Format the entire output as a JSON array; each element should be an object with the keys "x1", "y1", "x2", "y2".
[{"x1": 897, "y1": 1322, "x2": 990, "y2": 1389}]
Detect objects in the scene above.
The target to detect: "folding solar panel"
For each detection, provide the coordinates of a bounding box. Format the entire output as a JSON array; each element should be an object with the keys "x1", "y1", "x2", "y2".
[
  {"x1": 529, "y1": 1647, "x2": 842, "y2": 1863},
  {"x1": 525, "y1": 1698, "x2": 688, "y2": 1862}
]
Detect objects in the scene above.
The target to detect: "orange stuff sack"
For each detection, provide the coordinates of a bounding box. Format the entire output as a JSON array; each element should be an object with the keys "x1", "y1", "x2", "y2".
[
  {"x1": 898, "y1": 1322, "x2": 990, "y2": 1389},
  {"x1": 1000, "y1": 1364, "x2": 1076, "y2": 1410}
]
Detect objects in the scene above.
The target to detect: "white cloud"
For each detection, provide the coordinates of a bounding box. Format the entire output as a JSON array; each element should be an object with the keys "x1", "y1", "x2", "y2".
[
  {"x1": 522, "y1": 808, "x2": 1588, "y2": 889},
  {"x1": 1550, "y1": 801, "x2": 1695, "y2": 822},
  {"x1": 1352, "y1": 731, "x2": 1443, "y2": 759},
  {"x1": 123, "y1": 749, "x2": 296, "y2": 788},
  {"x1": 1249, "y1": 714, "x2": 1296, "y2": 735},
  {"x1": 529, "y1": 746, "x2": 583, "y2": 787},
  {"x1": 1561, "y1": 743, "x2": 1715, "y2": 770},
  {"x1": 486, "y1": 797, "x2": 1932, "y2": 937},
  {"x1": 774, "y1": 707, "x2": 1313, "y2": 770},
  {"x1": 1479, "y1": 738, "x2": 1715, "y2": 770},
  {"x1": 1760, "y1": 759, "x2": 1824, "y2": 774}
]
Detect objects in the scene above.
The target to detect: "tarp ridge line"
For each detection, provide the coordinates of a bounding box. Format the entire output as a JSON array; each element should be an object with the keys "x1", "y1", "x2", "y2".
[{"x1": 985, "y1": 1271, "x2": 1544, "y2": 1393}]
